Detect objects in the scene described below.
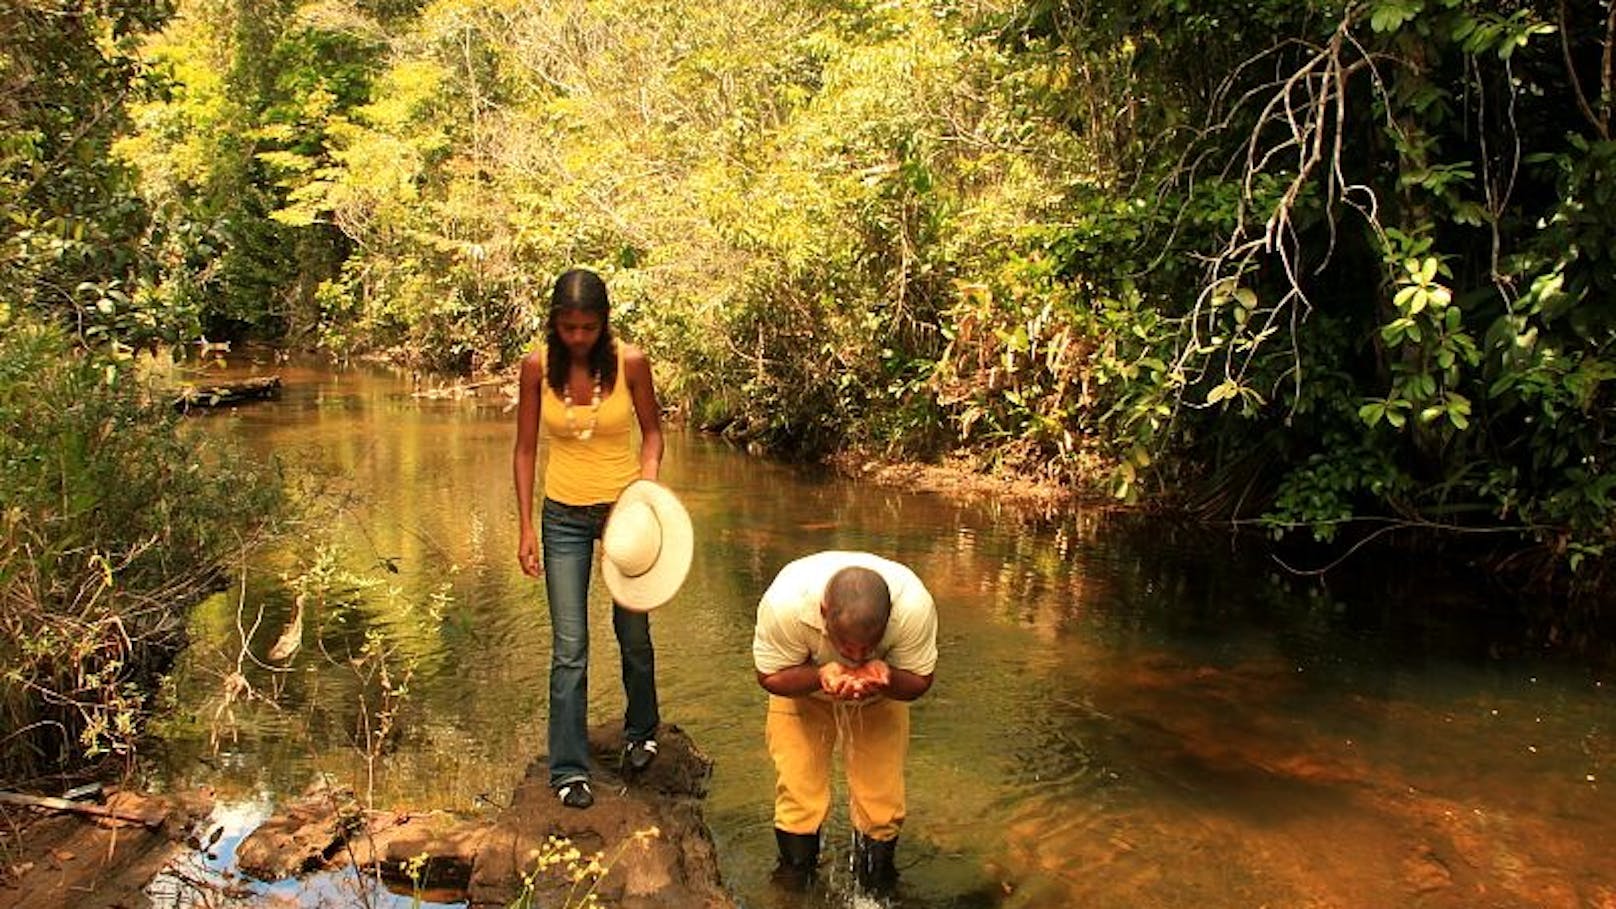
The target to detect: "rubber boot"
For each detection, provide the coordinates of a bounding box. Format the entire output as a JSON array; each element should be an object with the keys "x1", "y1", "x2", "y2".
[
  {"x1": 852, "y1": 830, "x2": 898, "y2": 895},
  {"x1": 770, "y1": 828, "x2": 820, "y2": 892}
]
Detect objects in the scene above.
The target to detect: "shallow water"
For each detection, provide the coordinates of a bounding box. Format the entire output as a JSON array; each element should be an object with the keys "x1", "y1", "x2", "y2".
[{"x1": 150, "y1": 350, "x2": 1614, "y2": 908}]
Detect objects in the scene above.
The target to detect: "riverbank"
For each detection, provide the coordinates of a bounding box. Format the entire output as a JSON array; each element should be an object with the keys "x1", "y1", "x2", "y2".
[
  {"x1": 824, "y1": 448, "x2": 1118, "y2": 515},
  {"x1": 0, "y1": 725, "x2": 733, "y2": 908}
]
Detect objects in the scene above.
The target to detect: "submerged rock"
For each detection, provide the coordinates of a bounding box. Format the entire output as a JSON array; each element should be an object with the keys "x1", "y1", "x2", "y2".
[{"x1": 234, "y1": 781, "x2": 365, "y2": 880}]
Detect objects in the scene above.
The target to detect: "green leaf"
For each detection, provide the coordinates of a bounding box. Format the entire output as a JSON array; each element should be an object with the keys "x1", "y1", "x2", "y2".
[
  {"x1": 1369, "y1": 0, "x2": 1420, "y2": 33},
  {"x1": 1207, "y1": 380, "x2": 1239, "y2": 404}
]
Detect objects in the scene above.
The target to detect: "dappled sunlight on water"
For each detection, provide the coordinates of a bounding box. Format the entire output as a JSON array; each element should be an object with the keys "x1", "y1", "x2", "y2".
[{"x1": 154, "y1": 350, "x2": 1615, "y2": 908}]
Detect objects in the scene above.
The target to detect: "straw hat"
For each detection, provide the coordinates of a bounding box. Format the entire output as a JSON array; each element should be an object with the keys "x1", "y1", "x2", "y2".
[{"x1": 601, "y1": 479, "x2": 693, "y2": 611}]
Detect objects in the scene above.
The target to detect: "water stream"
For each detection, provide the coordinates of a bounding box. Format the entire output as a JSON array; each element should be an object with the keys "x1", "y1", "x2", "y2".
[{"x1": 148, "y1": 351, "x2": 1614, "y2": 908}]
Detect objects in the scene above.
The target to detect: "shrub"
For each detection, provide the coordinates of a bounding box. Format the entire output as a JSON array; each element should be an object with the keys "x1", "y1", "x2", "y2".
[{"x1": 0, "y1": 319, "x2": 283, "y2": 781}]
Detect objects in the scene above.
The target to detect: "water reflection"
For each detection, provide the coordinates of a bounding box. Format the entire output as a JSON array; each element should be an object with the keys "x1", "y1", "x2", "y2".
[{"x1": 154, "y1": 350, "x2": 1615, "y2": 909}]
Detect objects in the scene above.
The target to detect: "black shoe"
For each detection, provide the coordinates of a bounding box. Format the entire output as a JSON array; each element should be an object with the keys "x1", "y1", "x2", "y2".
[
  {"x1": 623, "y1": 738, "x2": 659, "y2": 772},
  {"x1": 771, "y1": 828, "x2": 820, "y2": 893},
  {"x1": 769, "y1": 862, "x2": 815, "y2": 893},
  {"x1": 852, "y1": 831, "x2": 897, "y2": 895},
  {"x1": 556, "y1": 780, "x2": 593, "y2": 809}
]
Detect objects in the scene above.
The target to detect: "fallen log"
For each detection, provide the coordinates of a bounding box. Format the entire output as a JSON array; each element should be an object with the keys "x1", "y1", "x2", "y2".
[
  {"x1": 410, "y1": 376, "x2": 507, "y2": 399},
  {"x1": 173, "y1": 375, "x2": 282, "y2": 410},
  {"x1": 0, "y1": 790, "x2": 166, "y2": 828}
]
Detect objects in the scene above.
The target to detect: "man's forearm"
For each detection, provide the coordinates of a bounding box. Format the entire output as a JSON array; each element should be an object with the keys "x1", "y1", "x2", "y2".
[
  {"x1": 757, "y1": 664, "x2": 822, "y2": 698},
  {"x1": 883, "y1": 668, "x2": 933, "y2": 702}
]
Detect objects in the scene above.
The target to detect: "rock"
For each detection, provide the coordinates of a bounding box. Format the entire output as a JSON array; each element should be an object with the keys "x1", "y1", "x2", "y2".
[
  {"x1": 467, "y1": 723, "x2": 732, "y2": 908},
  {"x1": 235, "y1": 784, "x2": 364, "y2": 881},
  {"x1": 1402, "y1": 844, "x2": 1453, "y2": 894},
  {"x1": 226, "y1": 722, "x2": 734, "y2": 908},
  {"x1": 344, "y1": 809, "x2": 486, "y2": 893},
  {"x1": 173, "y1": 375, "x2": 282, "y2": 410}
]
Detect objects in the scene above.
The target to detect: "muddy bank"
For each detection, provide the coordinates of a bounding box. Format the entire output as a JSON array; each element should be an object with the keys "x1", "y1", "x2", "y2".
[{"x1": 1, "y1": 724, "x2": 734, "y2": 908}]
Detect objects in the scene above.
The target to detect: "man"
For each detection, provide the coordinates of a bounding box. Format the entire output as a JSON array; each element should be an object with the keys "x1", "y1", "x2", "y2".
[{"x1": 752, "y1": 551, "x2": 939, "y2": 893}]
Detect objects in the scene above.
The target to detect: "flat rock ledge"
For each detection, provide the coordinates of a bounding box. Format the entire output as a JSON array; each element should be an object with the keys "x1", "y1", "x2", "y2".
[
  {"x1": 0, "y1": 788, "x2": 217, "y2": 909},
  {"x1": 236, "y1": 722, "x2": 735, "y2": 909}
]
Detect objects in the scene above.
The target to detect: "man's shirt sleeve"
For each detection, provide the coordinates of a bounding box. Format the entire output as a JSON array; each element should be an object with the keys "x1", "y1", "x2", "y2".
[
  {"x1": 753, "y1": 586, "x2": 808, "y2": 675},
  {"x1": 884, "y1": 586, "x2": 938, "y2": 677}
]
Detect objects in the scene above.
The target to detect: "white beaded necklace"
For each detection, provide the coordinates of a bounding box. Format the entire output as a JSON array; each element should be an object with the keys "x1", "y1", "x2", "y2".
[{"x1": 562, "y1": 375, "x2": 603, "y2": 440}]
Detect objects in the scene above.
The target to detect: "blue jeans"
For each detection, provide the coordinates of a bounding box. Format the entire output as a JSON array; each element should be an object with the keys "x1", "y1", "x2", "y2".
[{"x1": 541, "y1": 497, "x2": 660, "y2": 786}]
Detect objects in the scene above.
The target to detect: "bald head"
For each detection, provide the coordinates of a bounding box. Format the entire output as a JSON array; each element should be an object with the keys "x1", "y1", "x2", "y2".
[{"x1": 823, "y1": 566, "x2": 891, "y2": 649}]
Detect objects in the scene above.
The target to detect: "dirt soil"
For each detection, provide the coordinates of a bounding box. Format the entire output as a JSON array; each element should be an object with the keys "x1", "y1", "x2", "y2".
[{"x1": 0, "y1": 723, "x2": 733, "y2": 909}]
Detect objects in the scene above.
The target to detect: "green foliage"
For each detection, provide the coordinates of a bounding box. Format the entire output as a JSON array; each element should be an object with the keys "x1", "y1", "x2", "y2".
[
  {"x1": 0, "y1": 319, "x2": 283, "y2": 780},
  {"x1": 0, "y1": 0, "x2": 180, "y2": 344},
  {"x1": 108, "y1": 0, "x2": 1616, "y2": 590},
  {"x1": 116, "y1": 0, "x2": 381, "y2": 343},
  {"x1": 977, "y1": 0, "x2": 1615, "y2": 588}
]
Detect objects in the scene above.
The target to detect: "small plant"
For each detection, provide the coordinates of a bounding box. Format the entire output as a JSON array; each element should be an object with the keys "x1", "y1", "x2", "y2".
[
  {"x1": 405, "y1": 850, "x2": 431, "y2": 907},
  {"x1": 508, "y1": 827, "x2": 662, "y2": 909}
]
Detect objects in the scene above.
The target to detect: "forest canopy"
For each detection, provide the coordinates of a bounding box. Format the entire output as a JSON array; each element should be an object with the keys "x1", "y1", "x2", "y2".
[{"x1": 5, "y1": 0, "x2": 1614, "y2": 603}]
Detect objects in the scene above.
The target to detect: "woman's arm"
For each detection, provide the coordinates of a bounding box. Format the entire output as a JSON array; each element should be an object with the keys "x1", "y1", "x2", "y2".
[
  {"x1": 623, "y1": 343, "x2": 664, "y2": 481},
  {"x1": 513, "y1": 351, "x2": 545, "y2": 577}
]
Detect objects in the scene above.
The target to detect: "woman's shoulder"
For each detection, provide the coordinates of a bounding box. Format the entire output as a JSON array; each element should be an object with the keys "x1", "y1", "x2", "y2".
[
  {"x1": 519, "y1": 346, "x2": 546, "y2": 380},
  {"x1": 618, "y1": 341, "x2": 650, "y2": 368}
]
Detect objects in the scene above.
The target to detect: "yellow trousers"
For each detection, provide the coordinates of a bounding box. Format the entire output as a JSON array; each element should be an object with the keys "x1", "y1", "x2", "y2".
[{"x1": 765, "y1": 694, "x2": 909, "y2": 842}]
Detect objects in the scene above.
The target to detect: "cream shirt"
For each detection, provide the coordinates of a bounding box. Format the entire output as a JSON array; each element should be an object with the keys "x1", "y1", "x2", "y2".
[{"x1": 753, "y1": 551, "x2": 938, "y2": 678}]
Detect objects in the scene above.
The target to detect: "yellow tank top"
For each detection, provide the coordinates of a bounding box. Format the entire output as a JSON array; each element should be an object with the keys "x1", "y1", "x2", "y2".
[{"x1": 540, "y1": 344, "x2": 641, "y2": 505}]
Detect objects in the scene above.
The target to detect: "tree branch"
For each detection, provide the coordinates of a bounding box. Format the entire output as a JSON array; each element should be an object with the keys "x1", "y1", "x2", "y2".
[
  {"x1": 1558, "y1": 0, "x2": 1609, "y2": 140},
  {"x1": 1603, "y1": 0, "x2": 1616, "y2": 132}
]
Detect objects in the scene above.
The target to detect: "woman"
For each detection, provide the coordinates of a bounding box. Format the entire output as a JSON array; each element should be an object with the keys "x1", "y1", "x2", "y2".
[{"x1": 513, "y1": 268, "x2": 664, "y2": 809}]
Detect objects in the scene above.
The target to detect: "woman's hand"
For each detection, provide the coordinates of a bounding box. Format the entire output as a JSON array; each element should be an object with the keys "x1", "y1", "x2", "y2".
[{"x1": 518, "y1": 528, "x2": 543, "y2": 577}]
